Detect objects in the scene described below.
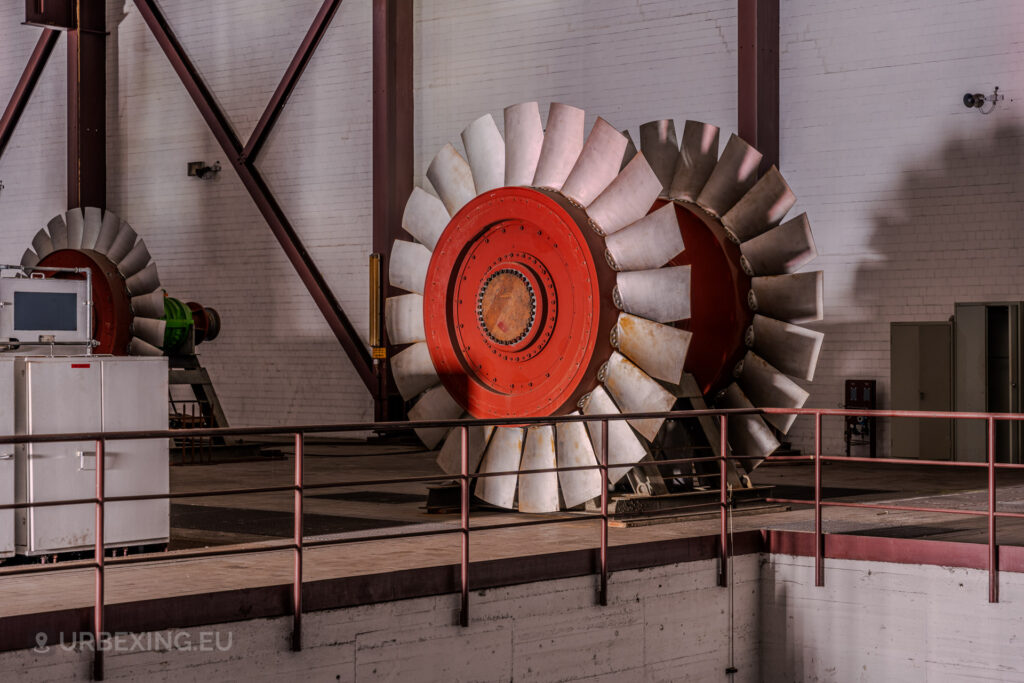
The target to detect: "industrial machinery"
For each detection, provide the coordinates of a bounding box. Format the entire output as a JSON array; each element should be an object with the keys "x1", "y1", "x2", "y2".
[
  {"x1": 0, "y1": 206, "x2": 223, "y2": 557},
  {"x1": 386, "y1": 103, "x2": 824, "y2": 512},
  {"x1": 18, "y1": 207, "x2": 221, "y2": 357}
]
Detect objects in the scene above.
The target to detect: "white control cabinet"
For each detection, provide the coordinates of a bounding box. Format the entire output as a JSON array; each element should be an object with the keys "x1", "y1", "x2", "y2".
[
  {"x1": 0, "y1": 359, "x2": 14, "y2": 559},
  {"x1": 13, "y1": 356, "x2": 168, "y2": 555}
]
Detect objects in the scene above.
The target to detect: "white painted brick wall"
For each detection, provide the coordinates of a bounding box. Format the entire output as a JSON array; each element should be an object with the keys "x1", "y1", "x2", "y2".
[
  {"x1": 2, "y1": 0, "x2": 1022, "y2": 449},
  {"x1": 780, "y1": 0, "x2": 1024, "y2": 456},
  {"x1": 762, "y1": 554, "x2": 1024, "y2": 680}
]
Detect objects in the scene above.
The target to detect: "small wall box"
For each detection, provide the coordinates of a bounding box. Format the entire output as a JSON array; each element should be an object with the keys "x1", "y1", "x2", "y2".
[{"x1": 25, "y1": 0, "x2": 76, "y2": 30}]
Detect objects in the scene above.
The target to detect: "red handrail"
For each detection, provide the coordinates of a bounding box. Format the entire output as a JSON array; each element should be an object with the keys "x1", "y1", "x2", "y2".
[{"x1": 3, "y1": 404, "x2": 1023, "y2": 680}]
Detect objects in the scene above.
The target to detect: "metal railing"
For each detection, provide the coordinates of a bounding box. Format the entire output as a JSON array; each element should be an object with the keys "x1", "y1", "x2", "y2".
[{"x1": 0, "y1": 405, "x2": 1020, "y2": 679}]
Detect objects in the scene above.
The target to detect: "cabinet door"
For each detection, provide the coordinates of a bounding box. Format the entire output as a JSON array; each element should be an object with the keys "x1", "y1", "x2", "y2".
[
  {"x1": 891, "y1": 322, "x2": 952, "y2": 459},
  {"x1": 101, "y1": 358, "x2": 169, "y2": 545},
  {"x1": 0, "y1": 360, "x2": 13, "y2": 557},
  {"x1": 25, "y1": 359, "x2": 101, "y2": 553}
]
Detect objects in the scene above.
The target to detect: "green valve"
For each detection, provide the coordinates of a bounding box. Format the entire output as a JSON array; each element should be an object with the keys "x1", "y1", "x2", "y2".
[{"x1": 162, "y1": 295, "x2": 194, "y2": 353}]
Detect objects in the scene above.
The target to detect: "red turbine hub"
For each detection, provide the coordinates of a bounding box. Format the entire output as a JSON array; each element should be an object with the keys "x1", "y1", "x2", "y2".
[
  {"x1": 38, "y1": 249, "x2": 133, "y2": 355},
  {"x1": 424, "y1": 187, "x2": 616, "y2": 418},
  {"x1": 667, "y1": 201, "x2": 752, "y2": 396}
]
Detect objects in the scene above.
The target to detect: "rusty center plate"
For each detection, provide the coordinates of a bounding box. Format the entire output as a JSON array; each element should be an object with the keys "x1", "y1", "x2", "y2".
[{"x1": 477, "y1": 269, "x2": 535, "y2": 345}]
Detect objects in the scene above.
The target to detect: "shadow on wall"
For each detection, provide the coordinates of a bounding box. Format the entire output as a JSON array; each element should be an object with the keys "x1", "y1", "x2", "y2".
[{"x1": 854, "y1": 121, "x2": 1024, "y2": 313}]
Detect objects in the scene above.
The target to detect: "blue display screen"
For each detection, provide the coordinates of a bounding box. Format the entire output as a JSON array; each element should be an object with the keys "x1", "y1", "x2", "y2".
[{"x1": 13, "y1": 291, "x2": 78, "y2": 331}]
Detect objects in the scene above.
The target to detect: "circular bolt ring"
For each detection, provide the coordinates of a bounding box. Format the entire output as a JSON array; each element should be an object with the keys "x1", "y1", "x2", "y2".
[
  {"x1": 476, "y1": 267, "x2": 537, "y2": 346},
  {"x1": 423, "y1": 187, "x2": 615, "y2": 419}
]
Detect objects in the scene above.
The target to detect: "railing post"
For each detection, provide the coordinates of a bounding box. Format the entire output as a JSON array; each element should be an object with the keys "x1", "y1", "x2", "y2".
[
  {"x1": 814, "y1": 412, "x2": 824, "y2": 587},
  {"x1": 94, "y1": 438, "x2": 105, "y2": 681},
  {"x1": 292, "y1": 432, "x2": 303, "y2": 650},
  {"x1": 988, "y1": 417, "x2": 998, "y2": 603},
  {"x1": 599, "y1": 419, "x2": 609, "y2": 606},
  {"x1": 719, "y1": 414, "x2": 728, "y2": 588},
  {"x1": 459, "y1": 425, "x2": 470, "y2": 627}
]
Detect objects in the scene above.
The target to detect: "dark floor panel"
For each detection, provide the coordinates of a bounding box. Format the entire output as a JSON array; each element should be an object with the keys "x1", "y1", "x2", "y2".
[
  {"x1": 170, "y1": 504, "x2": 408, "y2": 538},
  {"x1": 768, "y1": 485, "x2": 888, "y2": 500},
  {"x1": 307, "y1": 491, "x2": 427, "y2": 505}
]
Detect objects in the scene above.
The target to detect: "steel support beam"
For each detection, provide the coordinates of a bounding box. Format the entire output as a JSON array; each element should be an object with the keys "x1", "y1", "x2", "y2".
[
  {"x1": 243, "y1": 0, "x2": 343, "y2": 163},
  {"x1": 737, "y1": 0, "x2": 779, "y2": 173},
  {"x1": 372, "y1": 0, "x2": 413, "y2": 420},
  {"x1": 0, "y1": 28, "x2": 59, "y2": 162},
  {"x1": 133, "y1": 0, "x2": 377, "y2": 394},
  {"x1": 68, "y1": 0, "x2": 106, "y2": 209}
]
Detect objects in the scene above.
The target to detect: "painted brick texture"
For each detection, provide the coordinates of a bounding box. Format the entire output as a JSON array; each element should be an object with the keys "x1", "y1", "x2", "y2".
[{"x1": 1, "y1": 1, "x2": 1022, "y2": 455}]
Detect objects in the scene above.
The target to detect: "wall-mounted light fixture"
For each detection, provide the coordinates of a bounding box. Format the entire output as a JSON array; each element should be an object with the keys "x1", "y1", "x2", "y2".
[
  {"x1": 963, "y1": 87, "x2": 1004, "y2": 114},
  {"x1": 187, "y1": 161, "x2": 221, "y2": 179}
]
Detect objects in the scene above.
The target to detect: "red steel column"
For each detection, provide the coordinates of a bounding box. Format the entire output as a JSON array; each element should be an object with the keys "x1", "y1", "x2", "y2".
[
  {"x1": 372, "y1": 0, "x2": 413, "y2": 420},
  {"x1": 0, "y1": 28, "x2": 59, "y2": 162},
  {"x1": 738, "y1": 0, "x2": 779, "y2": 174},
  {"x1": 68, "y1": 0, "x2": 106, "y2": 209}
]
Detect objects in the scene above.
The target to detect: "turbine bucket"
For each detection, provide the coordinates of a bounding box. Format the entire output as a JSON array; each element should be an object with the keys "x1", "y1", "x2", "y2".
[
  {"x1": 402, "y1": 187, "x2": 450, "y2": 250},
  {"x1": 385, "y1": 293, "x2": 425, "y2": 345},
  {"x1": 81, "y1": 207, "x2": 102, "y2": 250},
  {"x1": 31, "y1": 229, "x2": 53, "y2": 260},
  {"x1": 586, "y1": 152, "x2": 662, "y2": 235},
  {"x1": 65, "y1": 208, "x2": 84, "y2": 250},
  {"x1": 131, "y1": 291, "x2": 165, "y2": 319},
  {"x1": 612, "y1": 313, "x2": 692, "y2": 384},
  {"x1": 118, "y1": 238, "x2": 152, "y2": 278},
  {"x1": 503, "y1": 101, "x2": 544, "y2": 186},
  {"x1": 750, "y1": 271, "x2": 824, "y2": 324},
  {"x1": 476, "y1": 426, "x2": 525, "y2": 509},
  {"x1": 408, "y1": 384, "x2": 463, "y2": 449},
  {"x1": 46, "y1": 214, "x2": 68, "y2": 251},
  {"x1": 620, "y1": 129, "x2": 638, "y2": 171},
  {"x1": 389, "y1": 240, "x2": 432, "y2": 295},
  {"x1": 581, "y1": 386, "x2": 647, "y2": 485},
  {"x1": 638, "y1": 119, "x2": 679, "y2": 194},
  {"x1": 721, "y1": 166, "x2": 797, "y2": 243},
  {"x1": 717, "y1": 382, "x2": 780, "y2": 471},
  {"x1": 560, "y1": 117, "x2": 628, "y2": 207},
  {"x1": 740, "y1": 213, "x2": 817, "y2": 276},
  {"x1": 461, "y1": 113, "x2": 505, "y2": 194},
  {"x1": 735, "y1": 351, "x2": 809, "y2": 434},
  {"x1": 94, "y1": 211, "x2": 121, "y2": 255},
  {"x1": 129, "y1": 338, "x2": 163, "y2": 356},
  {"x1": 613, "y1": 266, "x2": 691, "y2": 323},
  {"x1": 436, "y1": 425, "x2": 494, "y2": 477},
  {"x1": 125, "y1": 262, "x2": 160, "y2": 296},
  {"x1": 532, "y1": 102, "x2": 585, "y2": 190},
  {"x1": 669, "y1": 120, "x2": 720, "y2": 202},
  {"x1": 106, "y1": 221, "x2": 138, "y2": 264},
  {"x1": 600, "y1": 351, "x2": 675, "y2": 441},
  {"x1": 20, "y1": 249, "x2": 38, "y2": 269},
  {"x1": 747, "y1": 314, "x2": 824, "y2": 382},
  {"x1": 132, "y1": 317, "x2": 166, "y2": 349},
  {"x1": 391, "y1": 342, "x2": 440, "y2": 401},
  {"x1": 696, "y1": 134, "x2": 762, "y2": 218},
  {"x1": 555, "y1": 414, "x2": 603, "y2": 508},
  {"x1": 604, "y1": 203, "x2": 684, "y2": 271},
  {"x1": 427, "y1": 143, "x2": 475, "y2": 216},
  {"x1": 518, "y1": 425, "x2": 560, "y2": 513}
]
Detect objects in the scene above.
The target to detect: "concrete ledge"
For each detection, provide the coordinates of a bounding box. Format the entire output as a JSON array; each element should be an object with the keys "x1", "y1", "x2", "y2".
[{"x1": 0, "y1": 531, "x2": 765, "y2": 653}]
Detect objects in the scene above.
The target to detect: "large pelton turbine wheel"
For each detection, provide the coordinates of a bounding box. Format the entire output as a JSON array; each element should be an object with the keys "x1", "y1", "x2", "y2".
[
  {"x1": 19, "y1": 207, "x2": 219, "y2": 356},
  {"x1": 387, "y1": 102, "x2": 824, "y2": 513}
]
